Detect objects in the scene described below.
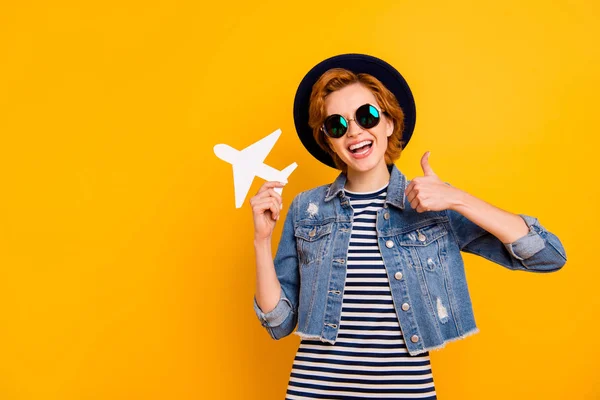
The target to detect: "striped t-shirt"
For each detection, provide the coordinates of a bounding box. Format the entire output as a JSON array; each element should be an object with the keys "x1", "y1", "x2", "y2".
[{"x1": 285, "y1": 183, "x2": 437, "y2": 400}]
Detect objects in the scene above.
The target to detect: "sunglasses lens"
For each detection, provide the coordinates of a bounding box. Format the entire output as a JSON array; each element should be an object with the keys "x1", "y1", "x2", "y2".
[
  {"x1": 356, "y1": 104, "x2": 380, "y2": 129},
  {"x1": 324, "y1": 115, "x2": 347, "y2": 138}
]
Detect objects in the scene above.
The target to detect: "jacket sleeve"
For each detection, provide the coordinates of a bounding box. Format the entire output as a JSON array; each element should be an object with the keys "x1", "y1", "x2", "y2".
[
  {"x1": 252, "y1": 193, "x2": 300, "y2": 339},
  {"x1": 443, "y1": 183, "x2": 567, "y2": 272}
]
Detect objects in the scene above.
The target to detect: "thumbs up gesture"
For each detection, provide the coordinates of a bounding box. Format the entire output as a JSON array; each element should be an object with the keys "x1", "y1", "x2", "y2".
[{"x1": 404, "y1": 151, "x2": 459, "y2": 213}]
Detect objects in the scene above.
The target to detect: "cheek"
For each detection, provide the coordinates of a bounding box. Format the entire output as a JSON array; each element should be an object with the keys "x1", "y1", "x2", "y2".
[
  {"x1": 377, "y1": 133, "x2": 389, "y2": 150},
  {"x1": 329, "y1": 140, "x2": 345, "y2": 155}
]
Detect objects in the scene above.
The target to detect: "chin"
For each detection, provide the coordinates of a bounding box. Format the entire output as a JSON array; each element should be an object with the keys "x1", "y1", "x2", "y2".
[{"x1": 343, "y1": 152, "x2": 383, "y2": 173}]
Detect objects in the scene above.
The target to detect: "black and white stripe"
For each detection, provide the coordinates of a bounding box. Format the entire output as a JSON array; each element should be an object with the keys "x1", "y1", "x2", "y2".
[{"x1": 286, "y1": 183, "x2": 437, "y2": 399}]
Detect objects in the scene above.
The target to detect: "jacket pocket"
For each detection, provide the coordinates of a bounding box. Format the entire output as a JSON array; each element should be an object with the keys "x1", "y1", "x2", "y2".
[
  {"x1": 397, "y1": 221, "x2": 455, "y2": 326},
  {"x1": 294, "y1": 222, "x2": 333, "y2": 266},
  {"x1": 397, "y1": 221, "x2": 449, "y2": 271}
]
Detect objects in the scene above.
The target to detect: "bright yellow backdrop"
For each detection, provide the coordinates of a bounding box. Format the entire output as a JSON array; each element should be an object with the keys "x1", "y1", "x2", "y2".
[{"x1": 0, "y1": 0, "x2": 597, "y2": 399}]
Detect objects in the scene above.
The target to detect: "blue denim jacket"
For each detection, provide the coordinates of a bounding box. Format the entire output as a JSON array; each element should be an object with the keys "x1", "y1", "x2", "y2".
[{"x1": 253, "y1": 163, "x2": 567, "y2": 355}]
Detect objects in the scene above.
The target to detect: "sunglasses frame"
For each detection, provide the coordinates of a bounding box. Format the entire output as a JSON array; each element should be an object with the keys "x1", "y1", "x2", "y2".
[{"x1": 321, "y1": 103, "x2": 385, "y2": 139}]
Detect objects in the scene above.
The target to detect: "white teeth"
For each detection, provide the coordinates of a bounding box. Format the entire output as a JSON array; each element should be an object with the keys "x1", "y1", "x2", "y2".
[{"x1": 348, "y1": 140, "x2": 373, "y2": 150}]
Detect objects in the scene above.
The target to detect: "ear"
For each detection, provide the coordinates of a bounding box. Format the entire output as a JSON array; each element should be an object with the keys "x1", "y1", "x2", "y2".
[{"x1": 385, "y1": 117, "x2": 394, "y2": 138}]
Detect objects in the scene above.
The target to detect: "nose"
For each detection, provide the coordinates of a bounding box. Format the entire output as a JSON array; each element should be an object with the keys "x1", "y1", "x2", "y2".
[{"x1": 346, "y1": 119, "x2": 363, "y2": 137}]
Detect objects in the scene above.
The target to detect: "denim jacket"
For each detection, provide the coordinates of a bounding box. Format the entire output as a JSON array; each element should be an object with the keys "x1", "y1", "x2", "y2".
[{"x1": 253, "y1": 163, "x2": 567, "y2": 355}]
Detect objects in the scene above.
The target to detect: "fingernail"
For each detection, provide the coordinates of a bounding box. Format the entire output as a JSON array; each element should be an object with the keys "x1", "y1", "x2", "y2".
[
  {"x1": 280, "y1": 203, "x2": 283, "y2": 209},
  {"x1": 277, "y1": 215, "x2": 280, "y2": 220}
]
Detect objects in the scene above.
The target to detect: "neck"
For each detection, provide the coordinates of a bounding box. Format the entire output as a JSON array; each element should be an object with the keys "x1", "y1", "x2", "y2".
[{"x1": 344, "y1": 161, "x2": 390, "y2": 192}]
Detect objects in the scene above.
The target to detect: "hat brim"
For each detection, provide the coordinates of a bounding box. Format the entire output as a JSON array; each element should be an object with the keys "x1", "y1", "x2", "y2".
[{"x1": 293, "y1": 53, "x2": 416, "y2": 170}]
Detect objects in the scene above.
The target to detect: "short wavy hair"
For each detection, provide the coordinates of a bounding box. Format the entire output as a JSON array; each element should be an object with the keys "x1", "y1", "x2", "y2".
[{"x1": 308, "y1": 68, "x2": 406, "y2": 173}]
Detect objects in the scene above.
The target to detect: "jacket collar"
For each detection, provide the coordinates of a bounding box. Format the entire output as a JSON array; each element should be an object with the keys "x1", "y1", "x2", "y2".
[{"x1": 324, "y1": 163, "x2": 407, "y2": 210}]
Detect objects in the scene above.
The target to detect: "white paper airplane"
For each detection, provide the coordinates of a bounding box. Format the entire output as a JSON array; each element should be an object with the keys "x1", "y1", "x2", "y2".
[{"x1": 214, "y1": 128, "x2": 298, "y2": 208}]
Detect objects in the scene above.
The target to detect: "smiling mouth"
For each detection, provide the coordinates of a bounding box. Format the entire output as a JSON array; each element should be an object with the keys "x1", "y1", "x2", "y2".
[{"x1": 348, "y1": 140, "x2": 373, "y2": 154}]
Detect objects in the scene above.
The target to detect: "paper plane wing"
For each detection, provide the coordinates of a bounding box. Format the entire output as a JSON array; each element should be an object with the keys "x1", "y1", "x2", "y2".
[{"x1": 239, "y1": 129, "x2": 281, "y2": 165}]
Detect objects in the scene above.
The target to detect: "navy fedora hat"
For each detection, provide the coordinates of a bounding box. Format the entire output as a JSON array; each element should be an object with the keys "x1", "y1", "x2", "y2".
[{"x1": 292, "y1": 53, "x2": 416, "y2": 170}]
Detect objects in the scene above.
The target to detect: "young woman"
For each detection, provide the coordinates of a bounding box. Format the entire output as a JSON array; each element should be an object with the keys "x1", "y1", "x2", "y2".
[{"x1": 251, "y1": 53, "x2": 567, "y2": 400}]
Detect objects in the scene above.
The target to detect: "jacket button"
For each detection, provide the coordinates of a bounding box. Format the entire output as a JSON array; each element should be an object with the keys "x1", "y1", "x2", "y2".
[
  {"x1": 383, "y1": 212, "x2": 390, "y2": 220},
  {"x1": 410, "y1": 335, "x2": 419, "y2": 343},
  {"x1": 394, "y1": 271, "x2": 403, "y2": 280},
  {"x1": 309, "y1": 228, "x2": 316, "y2": 237},
  {"x1": 401, "y1": 303, "x2": 410, "y2": 311},
  {"x1": 417, "y1": 232, "x2": 426, "y2": 242},
  {"x1": 385, "y1": 240, "x2": 394, "y2": 248}
]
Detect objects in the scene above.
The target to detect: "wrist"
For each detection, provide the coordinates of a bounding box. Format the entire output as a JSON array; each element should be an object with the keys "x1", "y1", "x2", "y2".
[
  {"x1": 254, "y1": 236, "x2": 272, "y2": 249},
  {"x1": 448, "y1": 188, "x2": 470, "y2": 212}
]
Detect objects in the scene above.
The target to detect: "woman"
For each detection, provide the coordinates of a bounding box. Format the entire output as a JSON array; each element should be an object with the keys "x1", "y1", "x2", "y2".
[{"x1": 251, "y1": 53, "x2": 567, "y2": 400}]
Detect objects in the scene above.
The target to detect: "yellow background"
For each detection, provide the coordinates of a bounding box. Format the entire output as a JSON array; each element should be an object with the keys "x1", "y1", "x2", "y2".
[{"x1": 0, "y1": 0, "x2": 598, "y2": 399}]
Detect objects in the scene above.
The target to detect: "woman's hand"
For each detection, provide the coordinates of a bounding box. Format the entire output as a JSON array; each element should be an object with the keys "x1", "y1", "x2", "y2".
[
  {"x1": 250, "y1": 181, "x2": 286, "y2": 241},
  {"x1": 404, "y1": 151, "x2": 462, "y2": 212}
]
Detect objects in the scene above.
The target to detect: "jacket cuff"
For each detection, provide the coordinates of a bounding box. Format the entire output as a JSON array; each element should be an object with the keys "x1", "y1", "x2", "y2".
[
  {"x1": 503, "y1": 214, "x2": 546, "y2": 260},
  {"x1": 253, "y1": 287, "x2": 292, "y2": 327}
]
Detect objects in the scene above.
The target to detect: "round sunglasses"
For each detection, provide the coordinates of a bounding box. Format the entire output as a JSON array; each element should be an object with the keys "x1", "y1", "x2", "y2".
[{"x1": 321, "y1": 103, "x2": 384, "y2": 138}]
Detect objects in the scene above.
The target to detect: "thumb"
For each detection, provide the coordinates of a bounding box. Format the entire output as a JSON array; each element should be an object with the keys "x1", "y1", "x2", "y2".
[{"x1": 421, "y1": 151, "x2": 436, "y2": 176}]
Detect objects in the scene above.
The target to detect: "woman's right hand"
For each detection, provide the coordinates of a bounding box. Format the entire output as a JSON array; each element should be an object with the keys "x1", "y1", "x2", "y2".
[{"x1": 250, "y1": 181, "x2": 286, "y2": 241}]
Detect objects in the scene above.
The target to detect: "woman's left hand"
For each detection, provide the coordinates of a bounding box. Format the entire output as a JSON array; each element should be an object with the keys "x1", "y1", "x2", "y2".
[{"x1": 404, "y1": 151, "x2": 462, "y2": 213}]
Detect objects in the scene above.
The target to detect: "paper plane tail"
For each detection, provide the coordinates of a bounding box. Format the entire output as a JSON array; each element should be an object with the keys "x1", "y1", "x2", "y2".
[{"x1": 280, "y1": 162, "x2": 298, "y2": 182}]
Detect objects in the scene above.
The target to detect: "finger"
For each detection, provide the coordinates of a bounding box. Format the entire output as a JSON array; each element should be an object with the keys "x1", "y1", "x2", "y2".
[
  {"x1": 405, "y1": 184, "x2": 416, "y2": 203},
  {"x1": 417, "y1": 203, "x2": 430, "y2": 213},
  {"x1": 410, "y1": 197, "x2": 420, "y2": 211},
  {"x1": 267, "y1": 188, "x2": 283, "y2": 205},
  {"x1": 250, "y1": 190, "x2": 269, "y2": 206},
  {"x1": 250, "y1": 189, "x2": 283, "y2": 208},
  {"x1": 257, "y1": 180, "x2": 287, "y2": 195},
  {"x1": 404, "y1": 180, "x2": 415, "y2": 197},
  {"x1": 421, "y1": 151, "x2": 436, "y2": 176},
  {"x1": 252, "y1": 198, "x2": 277, "y2": 217},
  {"x1": 268, "y1": 198, "x2": 280, "y2": 220},
  {"x1": 253, "y1": 197, "x2": 278, "y2": 211},
  {"x1": 256, "y1": 197, "x2": 280, "y2": 220}
]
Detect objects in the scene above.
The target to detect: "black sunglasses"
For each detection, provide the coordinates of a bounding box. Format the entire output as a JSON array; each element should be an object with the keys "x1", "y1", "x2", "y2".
[{"x1": 321, "y1": 103, "x2": 384, "y2": 139}]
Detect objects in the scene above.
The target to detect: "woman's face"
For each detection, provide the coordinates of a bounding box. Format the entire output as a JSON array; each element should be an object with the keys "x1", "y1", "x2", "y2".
[{"x1": 324, "y1": 82, "x2": 394, "y2": 174}]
